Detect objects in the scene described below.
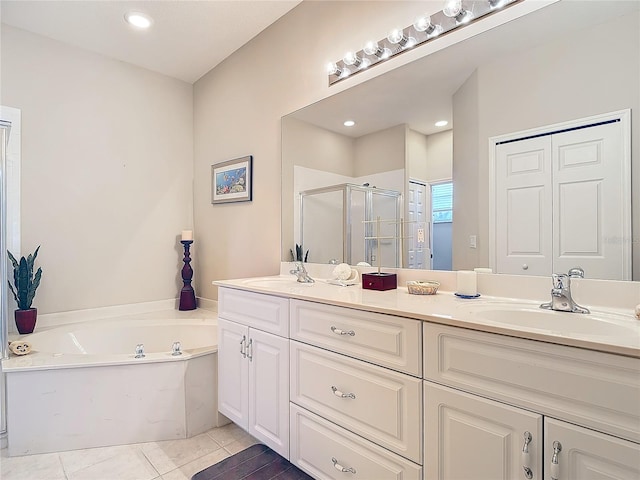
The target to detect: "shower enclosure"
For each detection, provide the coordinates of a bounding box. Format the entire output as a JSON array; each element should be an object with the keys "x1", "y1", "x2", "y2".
[{"x1": 299, "y1": 183, "x2": 402, "y2": 267}]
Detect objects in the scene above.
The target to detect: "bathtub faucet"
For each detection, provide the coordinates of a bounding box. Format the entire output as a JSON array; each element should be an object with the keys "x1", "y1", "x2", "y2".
[
  {"x1": 172, "y1": 341, "x2": 182, "y2": 356},
  {"x1": 134, "y1": 344, "x2": 145, "y2": 358}
]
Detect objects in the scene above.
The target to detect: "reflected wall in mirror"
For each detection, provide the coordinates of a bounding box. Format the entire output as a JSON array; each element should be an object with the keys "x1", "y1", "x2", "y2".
[{"x1": 282, "y1": 0, "x2": 640, "y2": 281}]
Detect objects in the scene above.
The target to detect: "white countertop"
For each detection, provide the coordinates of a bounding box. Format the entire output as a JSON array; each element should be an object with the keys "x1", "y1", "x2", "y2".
[{"x1": 214, "y1": 276, "x2": 640, "y2": 359}]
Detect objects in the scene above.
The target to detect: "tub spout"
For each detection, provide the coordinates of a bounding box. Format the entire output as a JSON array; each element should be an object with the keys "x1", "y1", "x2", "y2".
[
  {"x1": 172, "y1": 341, "x2": 182, "y2": 356},
  {"x1": 134, "y1": 344, "x2": 145, "y2": 358}
]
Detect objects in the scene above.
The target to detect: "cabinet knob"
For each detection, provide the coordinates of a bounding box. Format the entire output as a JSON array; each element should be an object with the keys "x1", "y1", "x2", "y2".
[
  {"x1": 522, "y1": 264, "x2": 529, "y2": 270},
  {"x1": 550, "y1": 440, "x2": 562, "y2": 480},
  {"x1": 521, "y1": 431, "x2": 533, "y2": 479},
  {"x1": 332, "y1": 457, "x2": 356, "y2": 474}
]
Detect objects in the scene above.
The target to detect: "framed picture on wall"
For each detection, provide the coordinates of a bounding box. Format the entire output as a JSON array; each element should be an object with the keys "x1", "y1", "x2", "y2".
[{"x1": 211, "y1": 155, "x2": 253, "y2": 204}]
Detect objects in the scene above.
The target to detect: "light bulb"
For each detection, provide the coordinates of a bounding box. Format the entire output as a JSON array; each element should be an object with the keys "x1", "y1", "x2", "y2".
[
  {"x1": 343, "y1": 120, "x2": 355, "y2": 127},
  {"x1": 343, "y1": 51, "x2": 361, "y2": 67},
  {"x1": 326, "y1": 62, "x2": 341, "y2": 76},
  {"x1": 443, "y1": 0, "x2": 472, "y2": 23},
  {"x1": 414, "y1": 15, "x2": 440, "y2": 36},
  {"x1": 387, "y1": 28, "x2": 406, "y2": 45},
  {"x1": 443, "y1": 0, "x2": 463, "y2": 17},
  {"x1": 488, "y1": 0, "x2": 507, "y2": 8},
  {"x1": 363, "y1": 41, "x2": 380, "y2": 56},
  {"x1": 363, "y1": 41, "x2": 391, "y2": 60},
  {"x1": 435, "y1": 120, "x2": 449, "y2": 127}
]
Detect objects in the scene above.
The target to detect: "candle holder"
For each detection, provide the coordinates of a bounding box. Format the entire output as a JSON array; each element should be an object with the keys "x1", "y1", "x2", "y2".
[{"x1": 179, "y1": 240, "x2": 197, "y2": 311}]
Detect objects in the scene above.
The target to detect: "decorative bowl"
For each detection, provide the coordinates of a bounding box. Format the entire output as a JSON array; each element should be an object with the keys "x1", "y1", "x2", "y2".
[{"x1": 407, "y1": 280, "x2": 440, "y2": 295}]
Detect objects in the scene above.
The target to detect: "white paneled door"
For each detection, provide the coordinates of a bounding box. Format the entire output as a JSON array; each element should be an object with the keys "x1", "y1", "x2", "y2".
[
  {"x1": 494, "y1": 113, "x2": 630, "y2": 279},
  {"x1": 407, "y1": 180, "x2": 431, "y2": 269}
]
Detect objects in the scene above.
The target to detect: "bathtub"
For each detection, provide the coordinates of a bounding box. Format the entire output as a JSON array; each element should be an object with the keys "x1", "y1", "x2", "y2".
[{"x1": 2, "y1": 315, "x2": 226, "y2": 456}]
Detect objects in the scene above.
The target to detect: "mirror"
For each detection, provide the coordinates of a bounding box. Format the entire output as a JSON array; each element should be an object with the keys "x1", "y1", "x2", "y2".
[{"x1": 282, "y1": 0, "x2": 640, "y2": 280}]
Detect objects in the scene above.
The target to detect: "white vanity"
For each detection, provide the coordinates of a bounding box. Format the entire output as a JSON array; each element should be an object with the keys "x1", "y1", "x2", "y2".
[{"x1": 214, "y1": 273, "x2": 640, "y2": 480}]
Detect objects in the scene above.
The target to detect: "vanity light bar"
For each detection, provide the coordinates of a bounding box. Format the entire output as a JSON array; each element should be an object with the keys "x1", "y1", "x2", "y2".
[{"x1": 327, "y1": 0, "x2": 521, "y2": 86}]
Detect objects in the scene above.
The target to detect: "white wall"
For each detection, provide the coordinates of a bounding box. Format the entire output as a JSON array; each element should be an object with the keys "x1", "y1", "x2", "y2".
[
  {"x1": 0, "y1": 26, "x2": 194, "y2": 313},
  {"x1": 193, "y1": 1, "x2": 455, "y2": 300},
  {"x1": 354, "y1": 124, "x2": 406, "y2": 177}
]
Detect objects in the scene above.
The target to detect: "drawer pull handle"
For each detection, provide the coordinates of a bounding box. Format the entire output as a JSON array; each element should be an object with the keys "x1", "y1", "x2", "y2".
[
  {"x1": 331, "y1": 386, "x2": 356, "y2": 399},
  {"x1": 240, "y1": 336, "x2": 246, "y2": 358},
  {"x1": 331, "y1": 326, "x2": 355, "y2": 336},
  {"x1": 247, "y1": 338, "x2": 253, "y2": 361},
  {"x1": 332, "y1": 457, "x2": 356, "y2": 474},
  {"x1": 550, "y1": 441, "x2": 562, "y2": 480},
  {"x1": 521, "y1": 431, "x2": 533, "y2": 479}
]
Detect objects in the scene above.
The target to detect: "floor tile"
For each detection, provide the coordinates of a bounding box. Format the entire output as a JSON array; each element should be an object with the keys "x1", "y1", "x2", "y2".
[
  {"x1": 222, "y1": 433, "x2": 260, "y2": 455},
  {"x1": 59, "y1": 444, "x2": 137, "y2": 475},
  {"x1": 160, "y1": 449, "x2": 230, "y2": 480},
  {"x1": 141, "y1": 433, "x2": 223, "y2": 475},
  {"x1": 204, "y1": 423, "x2": 248, "y2": 447},
  {"x1": 0, "y1": 449, "x2": 67, "y2": 480},
  {"x1": 66, "y1": 448, "x2": 157, "y2": 480}
]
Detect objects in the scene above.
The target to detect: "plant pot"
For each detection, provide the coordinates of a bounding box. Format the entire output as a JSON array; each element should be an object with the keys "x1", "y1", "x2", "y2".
[{"x1": 15, "y1": 308, "x2": 37, "y2": 334}]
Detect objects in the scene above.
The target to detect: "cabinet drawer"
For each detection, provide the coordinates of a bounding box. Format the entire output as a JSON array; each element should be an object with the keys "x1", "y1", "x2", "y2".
[
  {"x1": 290, "y1": 299, "x2": 422, "y2": 376},
  {"x1": 290, "y1": 404, "x2": 422, "y2": 480},
  {"x1": 424, "y1": 323, "x2": 640, "y2": 443},
  {"x1": 291, "y1": 341, "x2": 422, "y2": 463},
  {"x1": 218, "y1": 287, "x2": 289, "y2": 337}
]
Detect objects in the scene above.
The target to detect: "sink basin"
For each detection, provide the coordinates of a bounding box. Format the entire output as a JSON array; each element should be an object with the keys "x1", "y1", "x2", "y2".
[
  {"x1": 239, "y1": 276, "x2": 315, "y2": 288},
  {"x1": 459, "y1": 303, "x2": 639, "y2": 340}
]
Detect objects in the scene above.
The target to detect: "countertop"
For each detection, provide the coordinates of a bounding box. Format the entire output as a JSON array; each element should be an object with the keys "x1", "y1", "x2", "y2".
[{"x1": 214, "y1": 276, "x2": 640, "y2": 359}]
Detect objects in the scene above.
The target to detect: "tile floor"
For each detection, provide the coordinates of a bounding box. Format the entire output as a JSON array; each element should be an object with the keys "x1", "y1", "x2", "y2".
[{"x1": 0, "y1": 422, "x2": 259, "y2": 480}]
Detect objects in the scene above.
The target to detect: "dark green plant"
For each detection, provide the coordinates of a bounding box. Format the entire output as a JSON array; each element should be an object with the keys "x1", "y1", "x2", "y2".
[
  {"x1": 290, "y1": 244, "x2": 309, "y2": 262},
  {"x1": 8, "y1": 246, "x2": 43, "y2": 310}
]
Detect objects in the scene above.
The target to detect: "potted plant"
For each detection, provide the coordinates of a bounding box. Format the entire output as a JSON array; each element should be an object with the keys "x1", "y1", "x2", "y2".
[{"x1": 7, "y1": 246, "x2": 43, "y2": 334}]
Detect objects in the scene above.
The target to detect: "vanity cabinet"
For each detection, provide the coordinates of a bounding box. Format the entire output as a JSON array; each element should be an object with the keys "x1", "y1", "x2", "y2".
[
  {"x1": 289, "y1": 300, "x2": 423, "y2": 479},
  {"x1": 425, "y1": 382, "x2": 543, "y2": 480},
  {"x1": 423, "y1": 323, "x2": 640, "y2": 480},
  {"x1": 217, "y1": 288, "x2": 290, "y2": 458}
]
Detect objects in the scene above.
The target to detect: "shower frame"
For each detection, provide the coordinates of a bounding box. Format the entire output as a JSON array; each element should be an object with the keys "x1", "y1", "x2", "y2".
[{"x1": 299, "y1": 183, "x2": 402, "y2": 267}]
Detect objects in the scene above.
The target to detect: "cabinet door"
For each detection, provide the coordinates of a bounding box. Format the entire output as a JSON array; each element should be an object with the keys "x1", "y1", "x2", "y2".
[
  {"x1": 217, "y1": 318, "x2": 249, "y2": 430},
  {"x1": 425, "y1": 382, "x2": 542, "y2": 480},
  {"x1": 544, "y1": 418, "x2": 640, "y2": 480},
  {"x1": 248, "y1": 328, "x2": 290, "y2": 459}
]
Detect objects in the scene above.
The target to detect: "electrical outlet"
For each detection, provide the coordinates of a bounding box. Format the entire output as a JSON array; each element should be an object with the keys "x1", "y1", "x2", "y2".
[{"x1": 469, "y1": 235, "x2": 477, "y2": 249}]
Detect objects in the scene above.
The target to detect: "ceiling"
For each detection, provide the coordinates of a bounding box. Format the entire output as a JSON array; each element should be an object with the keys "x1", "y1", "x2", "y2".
[{"x1": 0, "y1": 0, "x2": 302, "y2": 84}]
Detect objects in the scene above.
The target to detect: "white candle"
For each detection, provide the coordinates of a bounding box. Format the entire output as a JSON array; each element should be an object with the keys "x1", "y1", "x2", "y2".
[
  {"x1": 181, "y1": 230, "x2": 193, "y2": 241},
  {"x1": 457, "y1": 270, "x2": 477, "y2": 295}
]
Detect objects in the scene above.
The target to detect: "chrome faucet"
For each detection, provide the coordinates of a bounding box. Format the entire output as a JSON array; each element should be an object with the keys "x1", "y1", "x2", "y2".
[
  {"x1": 540, "y1": 269, "x2": 589, "y2": 314},
  {"x1": 290, "y1": 261, "x2": 314, "y2": 283}
]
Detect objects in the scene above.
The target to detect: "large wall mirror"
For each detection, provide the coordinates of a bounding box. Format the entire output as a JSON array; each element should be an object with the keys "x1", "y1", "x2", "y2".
[{"x1": 282, "y1": 0, "x2": 640, "y2": 281}]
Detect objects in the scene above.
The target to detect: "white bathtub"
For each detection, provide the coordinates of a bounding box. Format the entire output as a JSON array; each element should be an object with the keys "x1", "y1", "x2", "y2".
[{"x1": 2, "y1": 315, "x2": 226, "y2": 456}]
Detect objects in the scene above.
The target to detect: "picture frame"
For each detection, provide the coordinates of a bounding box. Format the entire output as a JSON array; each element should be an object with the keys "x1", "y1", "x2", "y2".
[{"x1": 211, "y1": 155, "x2": 253, "y2": 204}]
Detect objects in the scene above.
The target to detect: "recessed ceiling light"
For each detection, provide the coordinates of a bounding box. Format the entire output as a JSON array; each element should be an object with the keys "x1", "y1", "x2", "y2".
[
  {"x1": 435, "y1": 120, "x2": 448, "y2": 127},
  {"x1": 124, "y1": 12, "x2": 153, "y2": 29},
  {"x1": 344, "y1": 120, "x2": 356, "y2": 127}
]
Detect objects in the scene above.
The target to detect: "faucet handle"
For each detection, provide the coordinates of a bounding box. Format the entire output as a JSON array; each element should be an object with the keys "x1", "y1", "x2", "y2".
[
  {"x1": 552, "y1": 273, "x2": 569, "y2": 290},
  {"x1": 567, "y1": 267, "x2": 584, "y2": 278}
]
